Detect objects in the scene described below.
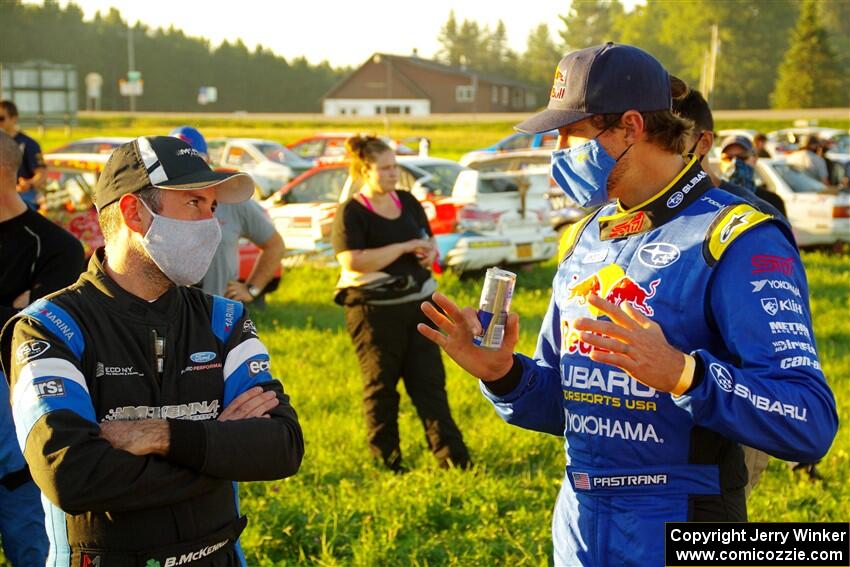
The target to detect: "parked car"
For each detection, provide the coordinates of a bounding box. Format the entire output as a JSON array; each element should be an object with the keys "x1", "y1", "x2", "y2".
[
  {"x1": 712, "y1": 157, "x2": 850, "y2": 247},
  {"x1": 287, "y1": 133, "x2": 417, "y2": 164},
  {"x1": 440, "y1": 168, "x2": 558, "y2": 271},
  {"x1": 49, "y1": 137, "x2": 132, "y2": 155},
  {"x1": 766, "y1": 127, "x2": 850, "y2": 156},
  {"x1": 41, "y1": 152, "x2": 281, "y2": 290},
  {"x1": 462, "y1": 149, "x2": 590, "y2": 230},
  {"x1": 459, "y1": 129, "x2": 559, "y2": 166},
  {"x1": 208, "y1": 138, "x2": 312, "y2": 198},
  {"x1": 264, "y1": 157, "x2": 464, "y2": 252}
]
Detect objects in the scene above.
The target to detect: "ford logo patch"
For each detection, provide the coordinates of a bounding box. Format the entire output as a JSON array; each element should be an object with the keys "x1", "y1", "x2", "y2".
[{"x1": 190, "y1": 352, "x2": 216, "y2": 363}]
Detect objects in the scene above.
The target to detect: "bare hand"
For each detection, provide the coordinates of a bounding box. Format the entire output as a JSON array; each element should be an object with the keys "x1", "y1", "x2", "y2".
[
  {"x1": 12, "y1": 289, "x2": 31, "y2": 309},
  {"x1": 218, "y1": 386, "x2": 279, "y2": 421},
  {"x1": 418, "y1": 292, "x2": 518, "y2": 381},
  {"x1": 404, "y1": 238, "x2": 432, "y2": 255},
  {"x1": 417, "y1": 246, "x2": 438, "y2": 268},
  {"x1": 572, "y1": 294, "x2": 684, "y2": 393},
  {"x1": 225, "y1": 281, "x2": 254, "y2": 303},
  {"x1": 100, "y1": 420, "x2": 170, "y2": 456}
]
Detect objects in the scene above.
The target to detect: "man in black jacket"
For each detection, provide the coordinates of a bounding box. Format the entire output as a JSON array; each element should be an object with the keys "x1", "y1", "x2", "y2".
[{"x1": 0, "y1": 136, "x2": 304, "y2": 567}]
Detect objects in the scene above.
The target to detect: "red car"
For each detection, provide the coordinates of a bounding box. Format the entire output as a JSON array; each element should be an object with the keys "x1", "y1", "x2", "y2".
[
  {"x1": 263, "y1": 157, "x2": 464, "y2": 253},
  {"x1": 42, "y1": 152, "x2": 280, "y2": 290}
]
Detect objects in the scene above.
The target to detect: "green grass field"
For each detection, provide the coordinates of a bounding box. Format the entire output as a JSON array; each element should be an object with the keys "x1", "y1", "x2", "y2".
[{"x1": 2, "y1": 117, "x2": 847, "y2": 565}]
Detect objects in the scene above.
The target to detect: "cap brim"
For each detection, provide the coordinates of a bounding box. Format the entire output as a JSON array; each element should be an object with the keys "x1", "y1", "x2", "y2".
[
  {"x1": 155, "y1": 170, "x2": 254, "y2": 203},
  {"x1": 514, "y1": 108, "x2": 593, "y2": 134}
]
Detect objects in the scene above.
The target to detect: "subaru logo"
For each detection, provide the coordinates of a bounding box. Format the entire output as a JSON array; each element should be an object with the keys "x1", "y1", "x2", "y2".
[
  {"x1": 637, "y1": 243, "x2": 680, "y2": 268},
  {"x1": 190, "y1": 351, "x2": 216, "y2": 363},
  {"x1": 666, "y1": 192, "x2": 684, "y2": 208},
  {"x1": 710, "y1": 363, "x2": 734, "y2": 392}
]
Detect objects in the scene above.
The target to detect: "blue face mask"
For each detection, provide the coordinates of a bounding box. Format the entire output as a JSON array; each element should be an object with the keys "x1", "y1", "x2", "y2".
[
  {"x1": 551, "y1": 136, "x2": 630, "y2": 208},
  {"x1": 723, "y1": 157, "x2": 756, "y2": 193}
]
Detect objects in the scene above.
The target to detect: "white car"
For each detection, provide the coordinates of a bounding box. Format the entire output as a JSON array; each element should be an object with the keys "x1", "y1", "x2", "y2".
[
  {"x1": 751, "y1": 158, "x2": 849, "y2": 247},
  {"x1": 208, "y1": 138, "x2": 312, "y2": 198},
  {"x1": 766, "y1": 127, "x2": 850, "y2": 157},
  {"x1": 438, "y1": 168, "x2": 558, "y2": 272}
]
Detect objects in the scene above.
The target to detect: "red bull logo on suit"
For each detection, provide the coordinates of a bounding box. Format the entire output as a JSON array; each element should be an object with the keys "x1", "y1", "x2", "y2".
[{"x1": 562, "y1": 264, "x2": 660, "y2": 356}]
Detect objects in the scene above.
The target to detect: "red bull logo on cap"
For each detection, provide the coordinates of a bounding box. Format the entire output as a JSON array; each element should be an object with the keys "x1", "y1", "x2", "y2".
[{"x1": 562, "y1": 265, "x2": 660, "y2": 356}]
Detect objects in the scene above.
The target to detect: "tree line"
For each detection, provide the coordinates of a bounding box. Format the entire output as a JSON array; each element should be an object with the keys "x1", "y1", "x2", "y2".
[
  {"x1": 1, "y1": 0, "x2": 845, "y2": 112},
  {"x1": 0, "y1": 0, "x2": 347, "y2": 112},
  {"x1": 437, "y1": 0, "x2": 848, "y2": 109}
]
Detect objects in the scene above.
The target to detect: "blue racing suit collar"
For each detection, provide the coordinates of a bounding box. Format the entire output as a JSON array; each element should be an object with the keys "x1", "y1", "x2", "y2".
[{"x1": 597, "y1": 155, "x2": 713, "y2": 240}]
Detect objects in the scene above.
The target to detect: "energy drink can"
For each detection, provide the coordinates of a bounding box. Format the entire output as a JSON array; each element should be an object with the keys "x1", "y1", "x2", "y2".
[{"x1": 473, "y1": 267, "x2": 516, "y2": 349}]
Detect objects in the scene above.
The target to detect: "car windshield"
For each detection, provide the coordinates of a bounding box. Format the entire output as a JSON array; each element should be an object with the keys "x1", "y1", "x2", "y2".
[
  {"x1": 772, "y1": 162, "x2": 828, "y2": 193},
  {"x1": 256, "y1": 142, "x2": 301, "y2": 164},
  {"x1": 833, "y1": 134, "x2": 850, "y2": 154},
  {"x1": 415, "y1": 163, "x2": 464, "y2": 196}
]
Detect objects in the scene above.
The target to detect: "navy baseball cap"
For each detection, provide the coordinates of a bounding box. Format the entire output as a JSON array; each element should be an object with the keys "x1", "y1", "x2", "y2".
[
  {"x1": 719, "y1": 135, "x2": 755, "y2": 155},
  {"x1": 515, "y1": 43, "x2": 672, "y2": 134},
  {"x1": 94, "y1": 136, "x2": 253, "y2": 211}
]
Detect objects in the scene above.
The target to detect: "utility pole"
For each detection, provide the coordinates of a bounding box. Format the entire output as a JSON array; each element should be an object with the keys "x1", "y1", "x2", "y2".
[
  {"x1": 706, "y1": 24, "x2": 720, "y2": 106},
  {"x1": 127, "y1": 26, "x2": 136, "y2": 112}
]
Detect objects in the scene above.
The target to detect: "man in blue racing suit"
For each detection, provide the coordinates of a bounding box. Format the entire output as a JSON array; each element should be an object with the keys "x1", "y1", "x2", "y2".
[{"x1": 417, "y1": 43, "x2": 838, "y2": 566}]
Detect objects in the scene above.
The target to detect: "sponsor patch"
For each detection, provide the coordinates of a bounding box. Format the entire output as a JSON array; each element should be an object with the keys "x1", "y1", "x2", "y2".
[
  {"x1": 242, "y1": 319, "x2": 258, "y2": 335},
  {"x1": 751, "y1": 279, "x2": 801, "y2": 297},
  {"x1": 752, "y1": 254, "x2": 793, "y2": 275},
  {"x1": 190, "y1": 351, "x2": 217, "y2": 364},
  {"x1": 713, "y1": 364, "x2": 807, "y2": 421},
  {"x1": 719, "y1": 212, "x2": 752, "y2": 243},
  {"x1": 180, "y1": 362, "x2": 223, "y2": 375},
  {"x1": 710, "y1": 363, "x2": 734, "y2": 392},
  {"x1": 15, "y1": 340, "x2": 50, "y2": 364},
  {"x1": 773, "y1": 339, "x2": 817, "y2": 355},
  {"x1": 666, "y1": 192, "x2": 684, "y2": 208},
  {"x1": 103, "y1": 400, "x2": 220, "y2": 421},
  {"x1": 34, "y1": 378, "x2": 65, "y2": 398},
  {"x1": 637, "y1": 242, "x2": 680, "y2": 268},
  {"x1": 248, "y1": 359, "x2": 270, "y2": 376},
  {"x1": 581, "y1": 249, "x2": 608, "y2": 264},
  {"x1": 780, "y1": 356, "x2": 821, "y2": 370},
  {"x1": 769, "y1": 321, "x2": 811, "y2": 338},
  {"x1": 761, "y1": 298, "x2": 779, "y2": 316},
  {"x1": 564, "y1": 408, "x2": 663, "y2": 443}
]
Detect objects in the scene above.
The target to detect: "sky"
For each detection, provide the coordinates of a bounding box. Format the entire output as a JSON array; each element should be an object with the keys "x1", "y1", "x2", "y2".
[{"x1": 40, "y1": 0, "x2": 641, "y2": 68}]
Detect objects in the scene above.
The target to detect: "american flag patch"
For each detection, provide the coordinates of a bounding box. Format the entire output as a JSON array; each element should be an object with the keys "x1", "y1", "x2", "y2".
[{"x1": 572, "y1": 472, "x2": 591, "y2": 490}]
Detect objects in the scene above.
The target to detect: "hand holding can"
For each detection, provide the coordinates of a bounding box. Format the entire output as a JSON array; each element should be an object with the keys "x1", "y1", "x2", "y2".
[{"x1": 473, "y1": 268, "x2": 517, "y2": 350}]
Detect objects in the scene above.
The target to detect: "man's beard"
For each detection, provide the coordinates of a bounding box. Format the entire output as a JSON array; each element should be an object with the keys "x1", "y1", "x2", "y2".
[
  {"x1": 129, "y1": 234, "x2": 173, "y2": 289},
  {"x1": 606, "y1": 151, "x2": 630, "y2": 201}
]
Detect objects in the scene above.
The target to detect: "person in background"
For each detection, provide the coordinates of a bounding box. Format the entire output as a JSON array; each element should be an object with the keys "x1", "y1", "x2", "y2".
[
  {"x1": 672, "y1": 88, "x2": 788, "y2": 222},
  {"x1": 0, "y1": 100, "x2": 46, "y2": 210},
  {"x1": 753, "y1": 133, "x2": 772, "y2": 158},
  {"x1": 169, "y1": 126, "x2": 285, "y2": 303},
  {"x1": 787, "y1": 134, "x2": 829, "y2": 184},
  {"x1": 0, "y1": 131, "x2": 82, "y2": 565},
  {"x1": 815, "y1": 139, "x2": 838, "y2": 187},
  {"x1": 0, "y1": 136, "x2": 303, "y2": 566},
  {"x1": 332, "y1": 134, "x2": 470, "y2": 473}
]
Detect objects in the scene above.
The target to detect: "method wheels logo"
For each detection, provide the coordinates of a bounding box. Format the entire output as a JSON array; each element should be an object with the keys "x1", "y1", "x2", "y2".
[{"x1": 710, "y1": 363, "x2": 734, "y2": 392}]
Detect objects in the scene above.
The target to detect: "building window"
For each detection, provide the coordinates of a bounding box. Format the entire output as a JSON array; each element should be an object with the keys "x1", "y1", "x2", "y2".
[
  {"x1": 456, "y1": 85, "x2": 475, "y2": 102},
  {"x1": 525, "y1": 92, "x2": 536, "y2": 108},
  {"x1": 491, "y1": 85, "x2": 498, "y2": 104},
  {"x1": 375, "y1": 106, "x2": 383, "y2": 114},
  {"x1": 501, "y1": 86, "x2": 509, "y2": 106},
  {"x1": 386, "y1": 105, "x2": 402, "y2": 114}
]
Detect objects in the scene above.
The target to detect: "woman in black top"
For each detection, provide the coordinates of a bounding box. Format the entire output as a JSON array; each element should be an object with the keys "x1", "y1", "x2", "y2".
[{"x1": 332, "y1": 135, "x2": 470, "y2": 472}]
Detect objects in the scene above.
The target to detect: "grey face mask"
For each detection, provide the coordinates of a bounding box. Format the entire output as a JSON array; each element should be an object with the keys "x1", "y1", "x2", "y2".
[{"x1": 138, "y1": 198, "x2": 221, "y2": 286}]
